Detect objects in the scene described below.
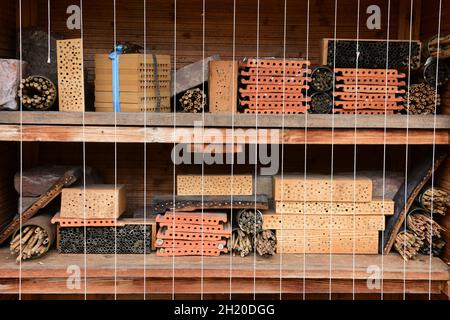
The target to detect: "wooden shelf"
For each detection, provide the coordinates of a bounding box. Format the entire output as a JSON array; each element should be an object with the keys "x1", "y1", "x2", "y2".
[
  {"x1": 0, "y1": 249, "x2": 448, "y2": 295},
  {"x1": 1, "y1": 112, "x2": 450, "y2": 129},
  {"x1": 0, "y1": 112, "x2": 448, "y2": 144}
]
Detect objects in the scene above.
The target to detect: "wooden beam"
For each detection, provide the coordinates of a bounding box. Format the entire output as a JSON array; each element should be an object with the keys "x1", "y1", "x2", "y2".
[
  {"x1": 0, "y1": 278, "x2": 444, "y2": 295},
  {"x1": 0, "y1": 112, "x2": 449, "y2": 129},
  {"x1": 0, "y1": 125, "x2": 448, "y2": 144}
]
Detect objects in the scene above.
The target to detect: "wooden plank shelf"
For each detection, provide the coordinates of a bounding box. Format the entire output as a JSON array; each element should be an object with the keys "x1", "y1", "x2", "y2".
[
  {"x1": 0, "y1": 111, "x2": 450, "y2": 129},
  {"x1": 0, "y1": 249, "x2": 448, "y2": 295},
  {"x1": 0, "y1": 113, "x2": 448, "y2": 145}
]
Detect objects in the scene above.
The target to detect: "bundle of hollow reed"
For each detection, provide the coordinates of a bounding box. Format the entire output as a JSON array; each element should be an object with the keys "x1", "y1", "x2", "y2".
[
  {"x1": 10, "y1": 225, "x2": 50, "y2": 263},
  {"x1": 407, "y1": 210, "x2": 445, "y2": 240},
  {"x1": 394, "y1": 230, "x2": 423, "y2": 261},
  {"x1": 18, "y1": 76, "x2": 57, "y2": 111},
  {"x1": 229, "y1": 228, "x2": 253, "y2": 257},
  {"x1": 255, "y1": 230, "x2": 277, "y2": 256},
  {"x1": 237, "y1": 208, "x2": 263, "y2": 234},
  {"x1": 419, "y1": 238, "x2": 446, "y2": 256},
  {"x1": 179, "y1": 88, "x2": 206, "y2": 113},
  {"x1": 406, "y1": 83, "x2": 440, "y2": 115},
  {"x1": 418, "y1": 186, "x2": 450, "y2": 215}
]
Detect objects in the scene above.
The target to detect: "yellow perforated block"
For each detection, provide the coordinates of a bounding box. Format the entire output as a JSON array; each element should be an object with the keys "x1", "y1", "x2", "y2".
[
  {"x1": 57, "y1": 39, "x2": 85, "y2": 111},
  {"x1": 276, "y1": 230, "x2": 379, "y2": 254},
  {"x1": 60, "y1": 184, "x2": 126, "y2": 219},
  {"x1": 273, "y1": 175, "x2": 372, "y2": 202},
  {"x1": 177, "y1": 175, "x2": 253, "y2": 196},
  {"x1": 275, "y1": 198, "x2": 394, "y2": 215},
  {"x1": 263, "y1": 214, "x2": 385, "y2": 231}
]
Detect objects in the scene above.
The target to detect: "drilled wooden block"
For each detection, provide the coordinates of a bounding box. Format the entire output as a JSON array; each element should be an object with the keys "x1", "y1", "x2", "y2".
[
  {"x1": 60, "y1": 184, "x2": 126, "y2": 219},
  {"x1": 57, "y1": 39, "x2": 85, "y2": 111},
  {"x1": 208, "y1": 61, "x2": 238, "y2": 113},
  {"x1": 94, "y1": 53, "x2": 171, "y2": 112},
  {"x1": 177, "y1": 175, "x2": 253, "y2": 196},
  {"x1": 273, "y1": 175, "x2": 372, "y2": 202},
  {"x1": 276, "y1": 230, "x2": 379, "y2": 254},
  {"x1": 275, "y1": 199, "x2": 394, "y2": 215},
  {"x1": 263, "y1": 214, "x2": 385, "y2": 231}
]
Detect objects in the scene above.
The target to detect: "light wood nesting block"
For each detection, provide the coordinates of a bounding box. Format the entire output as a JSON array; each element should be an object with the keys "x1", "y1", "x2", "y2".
[
  {"x1": 177, "y1": 175, "x2": 253, "y2": 196},
  {"x1": 276, "y1": 230, "x2": 379, "y2": 254},
  {"x1": 273, "y1": 175, "x2": 372, "y2": 202},
  {"x1": 60, "y1": 184, "x2": 126, "y2": 219},
  {"x1": 94, "y1": 54, "x2": 171, "y2": 112},
  {"x1": 208, "y1": 61, "x2": 238, "y2": 113},
  {"x1": 275, "y1": 198, "x2": 394, "y2": 215},
  {"x1": 263, "y1": 214, "x2": 385, "y2": 231},
  {"x1": 56, "y1": 39, "x2": 85, "y2": 111}
]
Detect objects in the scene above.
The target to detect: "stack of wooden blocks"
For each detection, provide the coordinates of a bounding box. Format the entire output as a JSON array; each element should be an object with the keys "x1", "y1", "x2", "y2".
[
  {"x1": 55, "y1": 184, "x2": 154, "y2": 254},
  {"x1": 94, "y1": 53, "x2": 171, "y2": 112},
  {"x1": 155, "y1": 175, "x2": 253, "y2": 257},
  {"x1": 333, "y1": 68, "x2": 406, "y2": 114},
  {"x1": 239, "y1": 59, "x2": 311, "y2": 114},
  {"x1": 264, "y1": 175, "x2": 394, "y2": 254}
]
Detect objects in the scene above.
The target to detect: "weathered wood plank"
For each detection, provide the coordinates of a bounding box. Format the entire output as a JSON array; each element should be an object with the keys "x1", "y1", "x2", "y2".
[
  {"x1": 0, "y1": 249, "x2": 447, "y2": 281},
  {"x1": 0, "y1": 125, "x2": 447, "y2": 144},
  {"x1": 0, "y1": 278, "x2": 443, "y2": 295},
  {"x1": 0, "y1": 112, "x2": 450, "y2": 129}
]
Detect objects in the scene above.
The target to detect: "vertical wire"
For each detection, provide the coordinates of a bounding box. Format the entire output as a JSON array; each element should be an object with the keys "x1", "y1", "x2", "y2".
[
  {"x1": 302, "y1": 0, "x2": 310, "y2": 300},
  {"x1": 143, "y1": 0, "x2": 147, "y2": 300},
  {"x1": 47, "y1": 0, "x2": 51, "y2": 63},
  {"x1": 229, "y1": 0, "x2": 236, "y2": 300},
  {"x1": 380, "y1": 0, "x2": 392, "y2": 300},
  {"x1": 113, "y1": 0, "x2": 118, "y2": 300},
  {"x1": 329, "y1": 0, "x2": 338, "y2": 300},
  {"x1": 253, "y1": 0, "x2": 260, "y2": 300},
  {"x1": 18, "y1": 0, "x2": 23, "y2": 300},
  {"x1": 172, "y1": 0, "x2": 177, "y2": 300},
  {"x1": 402, "y1": 0, "x2": 414, "y2": 300},
  {"x1": 279, "y1": 0, "x2": 287, "y2": 301},
  {"x1": 201, "y1": 0, "x2": 206, "y2": 300},
  {"x1": 80, "y1": 0, "x2": 87, "y2": 300},
  {"x1": 352, "y1": 0, "x2": 361, "y2": 300},
  {"x1": 429, "y1": 0, "x2": 442, "y2": 301}
]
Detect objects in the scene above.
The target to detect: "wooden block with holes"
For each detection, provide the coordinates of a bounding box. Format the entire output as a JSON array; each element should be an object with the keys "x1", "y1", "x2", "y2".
[
  {"x1": 60, "y1": 184, "x2": 126, "y2": 219},
  {"x1": 276, "y1": 230, "x2": 379, "y2": 254},
  {"x1": 273, "y1": 175, "x2": 372, "y2": 202},
  {"x1": 57, "y1": 38, "x2": 85, "y2": 111},
  {"x1": 275, "y1": 198, "x2": 394, "y2": 215},
  {"x1": 208, "y1": 61, "x2": 238, "y2": 113},
  {"x1": 94, "y1": 53, "x2": 171, "y2": 112},
  {"x1": 263, "y1": 214, "x2": 385, "y2": 231},
  {"x1": 177, "y1": 175, "x2": 253, "y2": 196}
]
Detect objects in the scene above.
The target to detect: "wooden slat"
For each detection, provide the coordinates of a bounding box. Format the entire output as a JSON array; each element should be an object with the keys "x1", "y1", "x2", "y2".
[
  {"x1": 0, "y1": 248, "x2": 447, "y2": 280},
  {"x1": 0, "y1": 125, "x2": 447, "y2": 145},
  {"x1": 0, "y1": 112, "x2": 449, "y2": 129}
]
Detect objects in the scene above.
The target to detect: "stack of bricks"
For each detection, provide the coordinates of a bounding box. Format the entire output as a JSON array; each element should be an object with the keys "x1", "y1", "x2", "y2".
[
  {"x1": 333, "y1": 68, "x2": 406, "y2": 114},
  {"x1": 155, "y1": 175, "x2": 253, "y2": 257},
  {"x1": 55, "y1": 184, "x2": 154, "y2": 254},
  {"x1": 264, "y1": 175, "x2": 394, "y2": 254},
  {"x1": 239, "y1": 59, "x2": 311, "y2": 114}
]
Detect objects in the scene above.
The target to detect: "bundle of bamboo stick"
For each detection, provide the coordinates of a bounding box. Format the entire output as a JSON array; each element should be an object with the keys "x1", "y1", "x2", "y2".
[
  {"x1": 18, "y1": 76, "x2": 57, "y2": 111},
  {"x1": 179, "y1": 88, "x2": 206, "y2": 113},
  {"x1": 407, "y1": 211, "x2": 445, "y2": 241},
  {"x1": 229, "y1": 228, "x2": 252, "y2": 257},
  {"x1": 10, "y1": 225, "x2": 50, "y2": 263},
  {"x1": 255, "y1": 230, "x2": 277, "y2": 256},
  {"x1": 406, "y1": 83, "x2": 440, "y2": 115},
  {"x1": 394, "y1": 230, "x2": 423, "y2": 261},
  {"x1": 418, "y1": 186, "x2": 450, "y2": 215}
]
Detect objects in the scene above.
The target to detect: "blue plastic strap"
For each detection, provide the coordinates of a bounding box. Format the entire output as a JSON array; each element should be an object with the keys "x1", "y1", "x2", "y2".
[{"x1": 109, "y1": 45, "x2": 124, "y2": 113}]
